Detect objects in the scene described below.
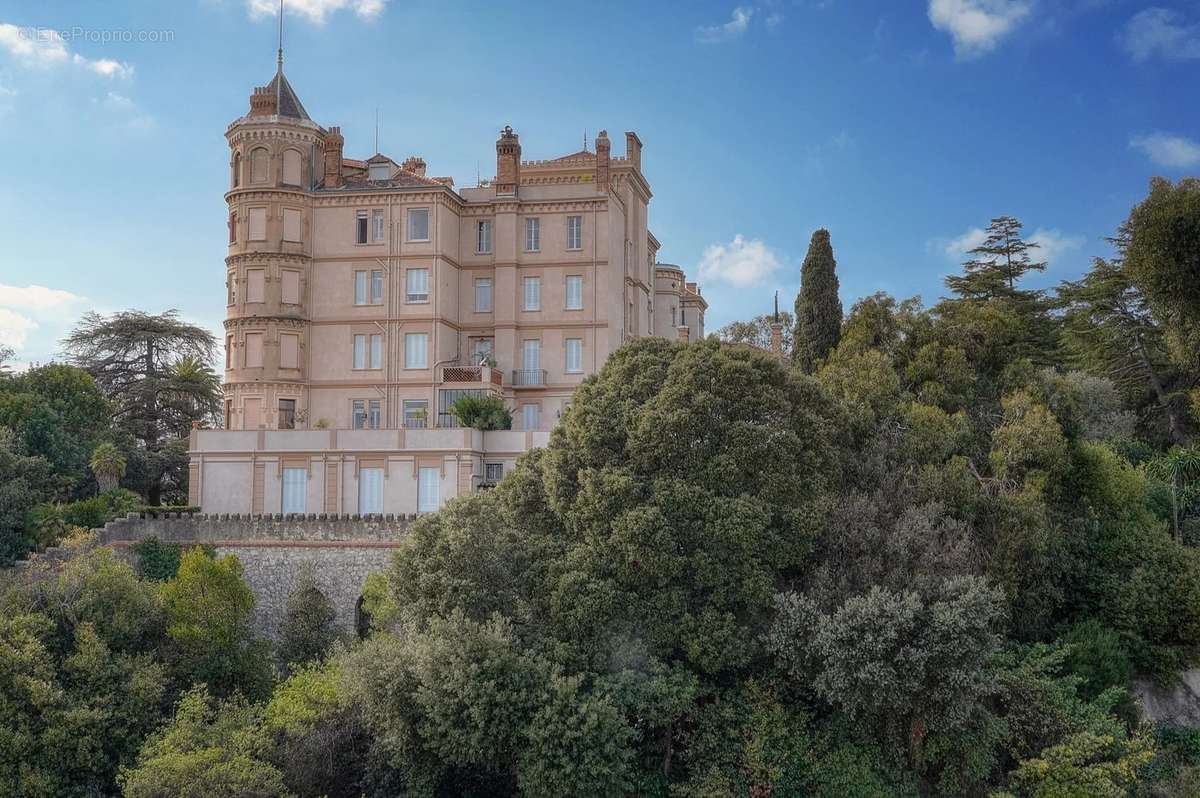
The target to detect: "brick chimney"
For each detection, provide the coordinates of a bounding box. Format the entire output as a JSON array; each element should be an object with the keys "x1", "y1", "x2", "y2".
[
  {"x1": 249, "y1": 86, "x2": 276, "y2": 117},
  {"x1": 495, "y1": 126, "x2": 521, "y2": 196},
  {"x1": 769, "y1": 292, "x2": 784, "y2": 359},
  {"x1": 625, "y1": 131, "x2": 642, "y2": 172},
  {"x1": 402, "y1": 156, "x2": 427, "y2": 177},
  {"x1": 677, "y1": 325, "x2": 690, "y2": 343},
  {"x1": 595, "y1": 130, "x2": 611, "y2": 191},
  {"x1": 323, "y1": 127, "x2": 344, "y2": 189}
]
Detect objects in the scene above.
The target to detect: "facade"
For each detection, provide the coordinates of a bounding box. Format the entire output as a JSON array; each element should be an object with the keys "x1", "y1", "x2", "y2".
[{"x1": 189, "y1": 64, "x2": 705, "y2": 515}]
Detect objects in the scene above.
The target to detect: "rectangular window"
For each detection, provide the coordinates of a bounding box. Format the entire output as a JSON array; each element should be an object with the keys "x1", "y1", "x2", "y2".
[
  {"x1": 248, "y1": 207, "x2": 267, "y2": 241},
  {"x1": 484, "y1": 462, "x2": 504, "y2": 483},
  {"x1": 372, "y1": 209, "x2": 385, "y2": 242},
  {"x1": 247, "y1": 269, "x2": 265, "y2": 304},
  {"x1": 281, "y1": 270, "x2": 300, "y2": 305},
  {"x1": 352, "y1": 399, "x2": 367, "y2": 429},
  {"x1": 245, "y1": 332, "x2": 264, "y2": 368},
  {"x1": 278, "y1": 399, "x2": 296, "y2": 430},
  {"x1": 565, "y1": 275, "x2": 583, "y2": 310},
  {"x1": 475, "y1": 278, "x2": 493, "y2": 312},
  {"x1": 565, "y1": 338, "x2": 583, "y2": 373},
  {"x1": 525, "y1": 217, "x2": 540, "y2": 251},
  {"x1": 406, "y1": 268, "x2": 429, "y2": 303},
  {"x1": 244, "y1": 397, "x2": 262, "y2": 429},
  {"x1": 371, "y1": 269, "x2": 384, "y2": 304},
  {"x1": 355, "y1": 210, "x2": 368, "y2": 244},
  {"x1": 358, "y1": 467, "x2": 384, "y2": 514},
  {"x1": 228, "y1": 212, "x2": 237, "y2": 244},
  {"x1": 282, "y1": 150, "x2": 302, "y2": 186},
  {"x1": 227, "y1": 272, "x2": 237, "y2": 305},
  {"x1": 354, "y1": 271, "x2": 368, "y2": 305},
  {"x1": 283, "y1": 207, "x2": 301, "y2": 242},
  {"x1": 403, "y1": 399, "x2": 429, "y2": 429},
  {"x1": 523, "y1": 276, "x2": 541, "y2": 311},
  {"x1": 368, "y1": 399, "x2": 382, "y2": 429},
  {"x1": 405, "y1": 332, "x2": 428, "y2": 369},
  {"x1": 407, "y1": 208, "x2": 430, "y2": 241},
  {"x1": 476, "y1": 220, "x2": 492, "y2": 253},
  {"x1": 567, "y1": 215, "x2": 582, "y2": 250},
  {"x1": 418, "y1": 467, "x2": 440, "y2": 513},
  {"x1": 225, "y1": 335, "x2": 232, "y2": 369},
  {"x1": 353, "y1": 334, "x2": 381, "y2": 370},
  {"x1": 471, "y1": 337, "x2": 493, "y2": 363},
  {"x1": 282, "y1": 467, "x2": 306, "y2": 513},
  {"x1": 280, "y1": 333, "x2": 299, "y2": 370},
  {"x1": 523, "y1": 338, "x2": 541, "y2": 371},
  {"x1": 224, "y1": 399, "x2": 232, "y2": 429},
  {"x1": 522, "y1": 403, "x2": 540, "y2": 431}
]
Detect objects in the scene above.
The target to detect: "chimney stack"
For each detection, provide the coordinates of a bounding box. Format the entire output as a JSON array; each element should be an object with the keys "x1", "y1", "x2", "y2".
[
  {"x1": 625, "y1": 131, "x2": 642, "y2": 172},
  {"x1": 769, "y1": 291, "x2": 784, "y2": 359},
  {"x1": 495, "y1": 126, "x2": 521, "y2": 196},
  {"x1": 402, "y1": 156, "x2": 427, "y2": 177},
  {"x1": 323, "y1": 127, "x2": 344, "y2": 189},
  {"x1": 249, "y1": 86, "x2": 276, "y2": 117},
  {"x1": 595, "y1": 130, "x2": 611, "y2": 192}
]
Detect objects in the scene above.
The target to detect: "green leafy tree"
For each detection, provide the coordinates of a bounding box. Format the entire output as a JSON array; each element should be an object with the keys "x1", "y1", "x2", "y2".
[
  {"x1": 160, "y1": 547, "x2": 272, "y2": 700},
  {"x1": 277, "y1": 566, "x2": 338, "y2": 671},
  {"x1": 1146, "y1": 446, "x2": 1200, "y2": 540},
  {"x1": 0, "y1": 430, "x2": 55, "y2": 563},
  {"x1": 994, "y1": 730, "x2": 1154, "y2": 798},
  {"x1": 90, "y1": 441, "x2": 127, "y2": 493},
  {"x1": 793, "y1": 228, "x2": 843, "y2": 373},
  {"x1": 448, "y1": 393, "x2": 512, "y2": 430},
  {"x1": 119, "y1": 686, "x2": 292, "y2": 798},
  {"x1": 61, "y1": 310, "x2": 219, "y2": 504},
  {"x1": 947, "y1": 216, "x2": 1047, "y2": 299}
]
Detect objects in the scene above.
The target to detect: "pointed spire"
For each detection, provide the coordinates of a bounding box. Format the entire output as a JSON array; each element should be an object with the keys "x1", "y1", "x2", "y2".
[
  {"x1": 774, "y1": 290, "x2": 779, "y2": 323},
  {"x1": 275, "y1": 0, "x2": 284, "y2": 113}
]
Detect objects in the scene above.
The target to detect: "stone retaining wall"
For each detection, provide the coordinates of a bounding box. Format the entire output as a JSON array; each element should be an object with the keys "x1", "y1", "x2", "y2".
[{"x1": 97, "y1": 512, "x2": 414, "y2": 639}]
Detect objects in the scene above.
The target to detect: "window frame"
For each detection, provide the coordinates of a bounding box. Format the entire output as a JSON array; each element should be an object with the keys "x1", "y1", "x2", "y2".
[
  {"x1": 565, "y1": 337, "x2": 583, "y2": 373},
  {"x1": 278, "y1": 399, "x2": 297, "y2": 430},
  {"x1": 407, "y1": 208, "x2": 430, "y2": 242},
  {"x1": 403, "y1": 399, "x2": 429, "y2": 429},
  {"x1": 355, "y1": 210, "x2": 369, "y2": 245},
  {"x1": 522, "y1": 276, "x2": 541, "y2": 312},
  {"x1": 566, "y1": 215, "x2": 582, "y2": 250},
  {"x1": 476, "y1": 219, "x2": 493, "y2": 254},
  {"x1": 474, "y1": 277, "x2": 493, "y2": 313},
  {"x1": 371, "y1": 209, "x2": 386, "y2": 242},
  {"x1": 524, "y1": 217, "x2": 540, "y2": 252},
  {"x1": 565, "y1": 274, "x2": 584, "y2": 310},
  {"x1": 405, "y1": 332, "x2": 429, "y2": 370},
  {"x1": 405, "y1": 268, "x2": 430, "y2": 304}
]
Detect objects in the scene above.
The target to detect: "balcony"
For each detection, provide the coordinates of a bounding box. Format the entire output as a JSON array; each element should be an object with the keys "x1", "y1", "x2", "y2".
[
  {"x1": 439, "y1": 364, "x2": 503, "y2": 386},
  {"x1": 512, "y1": 369, "x2": 547, "y2": 387}
]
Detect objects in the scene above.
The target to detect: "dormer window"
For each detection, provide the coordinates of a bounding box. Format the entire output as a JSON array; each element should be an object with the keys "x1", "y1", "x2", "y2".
[{"x1": 368, "y1": 163, "x2": 390, "y2": 181}]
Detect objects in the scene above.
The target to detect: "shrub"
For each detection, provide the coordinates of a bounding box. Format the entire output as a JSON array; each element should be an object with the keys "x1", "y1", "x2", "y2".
[{"x1": 449, "y1": 394, "x2": 512, "y2": 430}]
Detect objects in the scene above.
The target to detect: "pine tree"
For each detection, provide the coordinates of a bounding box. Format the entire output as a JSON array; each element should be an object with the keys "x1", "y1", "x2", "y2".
[
  {"x1": 794, "y1": 229, "x2": 843, "y2": 373},
  {"x1": 945, "y1": 216, "x2": 1046, "y2": 300}
]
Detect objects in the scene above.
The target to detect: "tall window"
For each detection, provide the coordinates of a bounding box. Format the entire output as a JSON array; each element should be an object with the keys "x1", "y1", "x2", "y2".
[
  {"x1": 232, "y1": 153, "x2": 241, "y2": 188},
  {"x1": 248, "y1": 208, "x2": 266, "y2": 241},
  {"x1": 352, "y1": 399, "x2": 382, "y2": 429},
  {"x1": 282, "y1": 467, "x2": 306, "y2": 513},
  {"x1": 565, "y1": 338, "x2": 583, "y2": 373},
  {"x1": 471, "y1": 337, "x2": 493, "y2": 363},
  {"x1": 418, "y1": 467, "x2": 440, "y2": 513},
  {"x1": 227, "y1": 272, "x2": 237, "y2": 305},
  {"x1": 244, "y1": 333, "x2": 264, "y2": 368},
  {"x1": 405, "y1": 333, "x2": 428, "y2": 369},
  {"x1": 523, "y1": 276, "x2": 541, "y2": 311},
  {"x1": 225, "y1": 335, "x2": 233, "y2": 369},
  {"x1": 278, "y1": 399, "x2": 296, "y2": 429},
  {"x1": 358, "y1": 467, "x2": 383, "y2": 514},
  {"x1": 522, "y1": 339, "x2": 541, "y2": 371},
  {"x1": 246, "y1": 269, "x2": 265, "y2": 303},
  {"x1": 283, "y1": 208, "x2": 301, "y2": 242},
  {"x1": 353, "y1": 334, "x2": 382, "y2": 369},
  {"x1": 524, "y1": 217, "x2": 540, "y2": 251},
  {"x1": 250, "y1": 147, "x2": 268, "y2": 184},
  {"x1": 476, "y1": 220, "x2": 492, "y2": 253},
  {"x1": 228, "y1": 212, "x2": 237, "y2": 244},
  {"x1": 282, "y1": 149, "x2": 302, "y2": 185},
  {"x1": 280, "y1": 333, "x2": 300, "y2": 369},
  {"x1": 355, "y1": 270, "x2": 383, "y2": 305},
  {"x1": 522, "y1": 403, "x2": 540, "y2": 431},
  {"x1": 474, "y1": 278, "x2": 492, "y2": 312},
  {"x1": 403, "y1": 399, "x2": 428, "y2": 429},
  {"x1": 565, "y1": 275, "x2": 583, "y2": 310},
  {"x1": 372, "y1": 209, "x2": 385, "y2": 242},
  {"x1": 406, "y1": 268, "x2": 429, "y2": 303},
  {"x1": 407, "y1": 208, "x2": 430, "y2": 241},
  {"x1": 567, "y1": 215, "x2": 582, "y2": 250},
  {"x1": 355, "y1": 210, "x2": 368, "y2": 244},
  {"x1": 281, "y1": 270, "x2": 300, "y2": 304}
]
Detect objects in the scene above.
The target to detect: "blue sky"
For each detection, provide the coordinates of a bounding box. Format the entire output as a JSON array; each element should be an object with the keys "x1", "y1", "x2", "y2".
[{"x1": 0, "y1": 0, "x2": 1197, "y2": 367}]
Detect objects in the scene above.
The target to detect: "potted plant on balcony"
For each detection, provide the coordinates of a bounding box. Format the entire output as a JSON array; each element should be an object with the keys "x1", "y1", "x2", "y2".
[{"x1": 448, "y1": 394, "x2": 511, "y2": 430}]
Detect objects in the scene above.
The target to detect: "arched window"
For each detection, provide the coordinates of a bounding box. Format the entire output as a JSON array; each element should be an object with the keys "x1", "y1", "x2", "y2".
[
  {"x1": 282, "y1": 149, "x2": 302, "y2": 186},
  {"x1": 232, "y1": 152, "x2": 241, "y2": 188},
  {"x1": 250, "y1": 147, "x2": 269, "y2": 184}
]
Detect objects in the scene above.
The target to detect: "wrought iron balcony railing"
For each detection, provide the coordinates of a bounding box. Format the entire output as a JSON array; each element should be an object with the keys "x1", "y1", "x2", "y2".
[{"x1": 512, "y1": 369, "x2": 547, "y2": 387}]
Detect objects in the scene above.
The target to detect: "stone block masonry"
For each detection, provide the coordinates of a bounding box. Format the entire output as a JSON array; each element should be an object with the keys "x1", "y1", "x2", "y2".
[{"x1": 97, "y1": 512, "x2": 413, "y2": 640}]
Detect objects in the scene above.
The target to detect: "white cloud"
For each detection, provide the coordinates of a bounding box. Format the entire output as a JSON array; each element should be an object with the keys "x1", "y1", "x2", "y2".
[
  {"x1": 697, "y1": 234, "x2": 783, "y2": 286},
  {"x1": 0, "y1": 283, "x2": 85, "y2": 312},
  {"x1": 0, "y1": 308, "x2": 36, "y2": 349},
  {"x1": 1130, "y1": 132, "x2": 1200, "y2": 168},
  {"x1": 1028, "y1": 228, "x2": 1084, "y2": 263},
  {"x1": 1120, "y1": 8, "x2": 1200, "y2": 62},
  {"x1": 0, "y1": 23, "x2": 133, "y2": 77},
  {"x1": 942, "y1": 226, "x2": 988, "y2": 257},
  {"x1": 696, "y1": 6, "x2": 754, "y2": 44},
  {"x1": 927, "y1": 0, "x2": 1033, "y2": 58},
  {"x1": 766, "y1": 13, "x2": 784, "y2": 28},
  {"x1": 246, "y1": 0, "x2": 386, "y2": 24}
]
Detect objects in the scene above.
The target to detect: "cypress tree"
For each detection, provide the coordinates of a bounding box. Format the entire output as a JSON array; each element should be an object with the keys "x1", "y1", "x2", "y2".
[{"x1": 793, "y1": 228, "x2": 843, "y2": 373}]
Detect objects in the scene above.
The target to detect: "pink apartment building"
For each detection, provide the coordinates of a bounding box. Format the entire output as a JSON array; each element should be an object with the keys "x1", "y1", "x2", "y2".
[{"x1": 188, "y1": 64, "x2": 705, "y2": 515}]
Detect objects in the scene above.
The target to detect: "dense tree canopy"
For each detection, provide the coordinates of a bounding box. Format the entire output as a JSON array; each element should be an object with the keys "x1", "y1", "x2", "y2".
[{"x1": 793, "y1": 228, "x2": 843, "y2": 373}]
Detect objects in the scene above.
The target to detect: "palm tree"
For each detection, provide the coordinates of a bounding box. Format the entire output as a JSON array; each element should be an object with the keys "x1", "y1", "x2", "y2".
[
  {"x1": 90, "y1": 442, "x2": 127, "y2": 493},
  {"x1": 1147, "y1": 446, "x2": 1200, "y2": 540},
  {"x1": 168, "y1": 355, "x2": 223, "y2": 431}
]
